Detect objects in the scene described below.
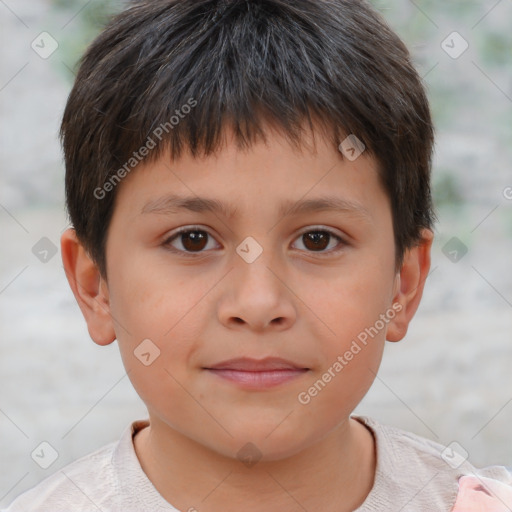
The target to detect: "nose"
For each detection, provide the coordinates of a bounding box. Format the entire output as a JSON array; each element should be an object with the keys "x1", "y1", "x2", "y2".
[{"x1": 217, "y1": 253, "x2": 297, "y2": 332}]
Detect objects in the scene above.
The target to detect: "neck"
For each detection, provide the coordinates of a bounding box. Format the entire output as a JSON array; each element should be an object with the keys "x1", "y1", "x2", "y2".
[
  {"x1": 134, "y1": 415, "x2": 375, "y2": 512},
  {"x1": 134, "y1": 419, "x2": 376, "y2": 512}
]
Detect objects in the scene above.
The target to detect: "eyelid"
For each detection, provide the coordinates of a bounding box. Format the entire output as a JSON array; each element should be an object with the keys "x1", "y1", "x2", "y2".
[{"x1": 296, "y1": 225, "x2": 345, "y2": 239}]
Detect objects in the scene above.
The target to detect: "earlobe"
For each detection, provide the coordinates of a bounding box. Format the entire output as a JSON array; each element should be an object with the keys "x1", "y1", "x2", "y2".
[
  {"x1": 386, "y1": 229, "x2": 434, "y2": 342},
  {"x1": 61, "y1": 228, "x2": 116, "y2": 346}
]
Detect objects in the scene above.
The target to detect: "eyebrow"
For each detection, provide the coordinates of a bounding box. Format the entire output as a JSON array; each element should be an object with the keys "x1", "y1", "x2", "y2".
[{"x1": 140, "y1": 194, "x2": 371, "y2": 221}]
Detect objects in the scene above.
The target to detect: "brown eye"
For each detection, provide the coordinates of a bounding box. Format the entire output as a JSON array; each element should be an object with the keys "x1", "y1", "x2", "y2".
[
  {"x1": 164, "y1": 228, "x2": 219, "y2": 254},
  {"x1": 292, "y1": 229, "x2": 345, "y2": 254},
  {"x1": 181, "y1": 231, "x2": 208, "y2": 251},
  {"x1": 302, "y1": 231, "x2": 330, "y2": 251}
]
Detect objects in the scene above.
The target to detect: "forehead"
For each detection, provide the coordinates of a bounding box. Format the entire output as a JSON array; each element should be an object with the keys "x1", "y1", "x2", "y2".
[{"x1": 114, "y1": 124, "x2": 388, "y2": 224}]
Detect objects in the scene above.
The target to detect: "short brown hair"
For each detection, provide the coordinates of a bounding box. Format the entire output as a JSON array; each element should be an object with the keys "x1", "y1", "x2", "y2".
[{"x1": 61, "y1": 0, "x2": 435, "y2": 277}]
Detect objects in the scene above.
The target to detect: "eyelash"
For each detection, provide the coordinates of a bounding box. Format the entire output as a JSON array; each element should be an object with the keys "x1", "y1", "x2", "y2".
[{"x1": 162, "y1": 225, "x2": 347, "y2": 257}]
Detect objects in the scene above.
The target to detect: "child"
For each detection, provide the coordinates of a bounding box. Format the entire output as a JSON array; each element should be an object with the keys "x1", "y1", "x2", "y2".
[{"x1": 4, "y1": 0, "x2": 512, "y2": 510}]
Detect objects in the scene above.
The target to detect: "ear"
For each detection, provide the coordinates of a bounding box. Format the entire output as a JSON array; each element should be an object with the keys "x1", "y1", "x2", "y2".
[
  {"x1": 61, "y1": 228, "x2": 116, "y2": 346},
  {"x1": 386, "y1": 229, "x2": 434, "y2": 342}
]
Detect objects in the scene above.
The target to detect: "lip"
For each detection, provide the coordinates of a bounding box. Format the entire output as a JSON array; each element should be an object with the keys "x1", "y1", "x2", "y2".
[
  {"x1": 204, "y1": 357, "x2": 309, "y2": 390},
  {"x1": 205, "y1": 357, "x2": 308, "y2": 371}
]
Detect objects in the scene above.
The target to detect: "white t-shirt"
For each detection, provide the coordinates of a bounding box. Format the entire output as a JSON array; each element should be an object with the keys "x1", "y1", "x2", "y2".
[{"x1": 3, "y1": 416, "x2": 512, "y2": 511}]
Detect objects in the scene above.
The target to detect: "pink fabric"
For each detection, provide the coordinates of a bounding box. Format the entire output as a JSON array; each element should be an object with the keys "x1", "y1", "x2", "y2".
[{"x1": 451, "y1": 475, "x2": 512, "y2": 512}]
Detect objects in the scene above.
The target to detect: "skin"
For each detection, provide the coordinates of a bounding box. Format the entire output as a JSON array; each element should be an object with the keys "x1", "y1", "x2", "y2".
[{"x1": 61, "y1": 124, "x2": 433, "y2": 512}]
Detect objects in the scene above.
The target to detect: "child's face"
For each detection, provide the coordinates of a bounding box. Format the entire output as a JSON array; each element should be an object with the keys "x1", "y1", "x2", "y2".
[{"x1": 71, "y1": 126, "x2": 423, "y2": 460}]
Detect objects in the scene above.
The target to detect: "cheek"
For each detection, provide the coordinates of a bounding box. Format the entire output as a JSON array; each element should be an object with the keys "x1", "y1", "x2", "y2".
[
  {"x1": 305, "y1": 261, "x2": 394, "y2": 342},
  {"x1": 106, "y1": 254, "x2": 208, "y2": 385},
  {"x1": 296, "y1": 274, "x2": 388, "y2": 431},
  {"x1": 108, "y1": 249, "x2": 208, "y2": 340},
  {"x1": 109, "y1": 276, "x2": 203, "y2": 419},
  {"x1": 297, "y1": 255, "x2": 393, "y2": 406}
]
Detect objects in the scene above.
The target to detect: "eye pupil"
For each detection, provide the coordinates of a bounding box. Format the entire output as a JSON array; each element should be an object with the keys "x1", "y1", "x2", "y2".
[
  {"x1": 182, "y1": 231, "x2": 207, "y2": 251},
  {"x1": 303, "y1": 231, "x2": 329, "y2": 251}
]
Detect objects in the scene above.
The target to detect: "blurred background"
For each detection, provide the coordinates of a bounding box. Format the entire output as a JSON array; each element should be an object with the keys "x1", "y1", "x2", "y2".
[{"x1": 1, "y1": 0, "x2": 511, "y2": 505}]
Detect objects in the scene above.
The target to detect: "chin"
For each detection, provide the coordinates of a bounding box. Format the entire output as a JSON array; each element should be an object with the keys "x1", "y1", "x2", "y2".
[{"x1": 218, "y1": 425, "x2": 315, "y2": 464}]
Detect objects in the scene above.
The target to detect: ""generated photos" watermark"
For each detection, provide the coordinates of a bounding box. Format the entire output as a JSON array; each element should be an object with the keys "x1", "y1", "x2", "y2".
[
  {"x1": 298, "y1": 303, "x2": 402, "y2": 405},
  {"x1": 94, "y1": 97, "x2": 197, "y2": 200}
]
